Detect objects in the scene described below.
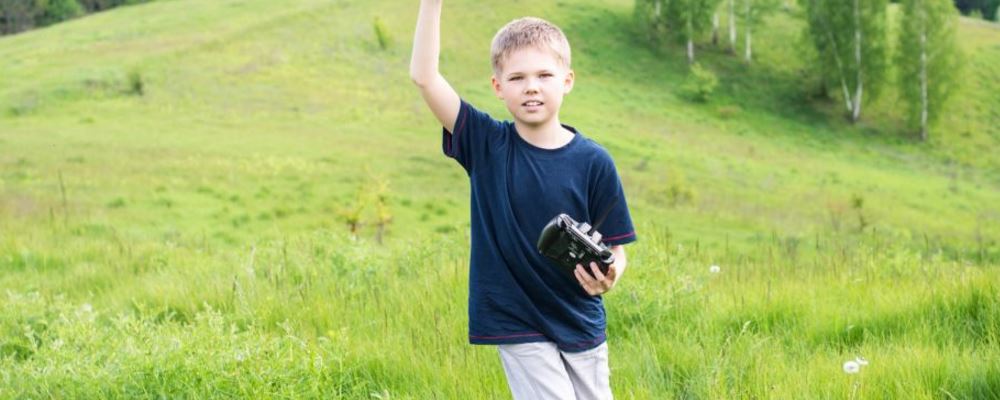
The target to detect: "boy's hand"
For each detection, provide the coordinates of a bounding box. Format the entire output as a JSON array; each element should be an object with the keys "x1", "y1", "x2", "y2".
[{"x1": 574, "y1": 262, "x2": 617, "y2": 296}]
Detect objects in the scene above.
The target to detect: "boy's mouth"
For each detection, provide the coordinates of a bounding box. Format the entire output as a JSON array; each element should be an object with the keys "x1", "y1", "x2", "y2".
[{"x1": 522, "y1": 100, "x2": 544, "y2": 107}]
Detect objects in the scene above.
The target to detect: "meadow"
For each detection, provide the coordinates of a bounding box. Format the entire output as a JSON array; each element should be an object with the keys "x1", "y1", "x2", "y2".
[{"x1": 1, "y1": 0, "x2": 999, "y2": 398}]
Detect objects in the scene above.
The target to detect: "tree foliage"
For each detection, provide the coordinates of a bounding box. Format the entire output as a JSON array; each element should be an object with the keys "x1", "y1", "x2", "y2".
[
  {"x1": 741, "y1": 0, "x2": 781, "y2": 63},
  {"x1": 35, "y1": 0, "x2": 82, "y2": 27},
  {"x1": 666, "y1": 0, "x2": 723, "y2": 62},
  {"x1": 635, "y1": 0, "x2": 722, "y2": 63},
  {"x1": 1, "y1": 0, "x2": 154, "y2": 35},
  {"x1": 954, "y1": 0, "x2": 999, "y2": 21}
]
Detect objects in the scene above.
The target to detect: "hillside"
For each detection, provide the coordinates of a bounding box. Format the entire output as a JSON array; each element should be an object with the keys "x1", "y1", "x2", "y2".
[
  {"x1": 0, "y1": 0, "x2": 999, "y2": 397},
  {"x1": 1, "y1": 0, "x2": 998, "y2": 251}
]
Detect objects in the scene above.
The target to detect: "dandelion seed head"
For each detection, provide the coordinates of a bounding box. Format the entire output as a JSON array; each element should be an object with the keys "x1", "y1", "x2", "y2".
[
  {"x1": 843, "y1": 360, "x2": 860, "y2": 374},
  {"x1": 709, "y1": 265, "x2": 721, "y2": 274}
]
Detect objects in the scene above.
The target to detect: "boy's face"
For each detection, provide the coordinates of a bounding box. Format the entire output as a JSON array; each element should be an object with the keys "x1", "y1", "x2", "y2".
[{"x1": 491, "y1": 46, "x2": 574, "y2": 129}]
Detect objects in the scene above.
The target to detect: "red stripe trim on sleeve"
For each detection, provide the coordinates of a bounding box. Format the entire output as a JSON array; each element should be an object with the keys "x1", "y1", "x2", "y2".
[{"x1": 604, "y1": 232, "x2": 635, "y2": 241}]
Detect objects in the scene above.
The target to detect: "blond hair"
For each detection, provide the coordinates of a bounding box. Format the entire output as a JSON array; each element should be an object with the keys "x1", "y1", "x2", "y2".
[{"x1": 490, "y1": 17, "x2": 571, "y2": 75}]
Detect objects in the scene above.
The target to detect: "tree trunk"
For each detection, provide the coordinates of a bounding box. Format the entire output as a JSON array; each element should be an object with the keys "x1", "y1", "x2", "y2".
[
  {"x1": 687, "y1": 39, "x2": 695, "y2": 64},
  {"x1": 851, "y1": 0, "x2": 863, "y2": 123},
  {"x1": 712, "y1": 13, "x2": 719, "y2": 46},
  {"x1": 745, "y1": 0, "x2": 753, "y2": 63},
  {"x1": 655, "y1": 0, "x2": 661, "y2": 17},
  {"x1": 821, "y1": 15, "x2": 853, "y2": 113},
  {"x1": 729, "y1": 0, "x2": 737, "y2": 51},
  {"x1": 919, "y1": 0, "x2": 929, "y2": 141}
]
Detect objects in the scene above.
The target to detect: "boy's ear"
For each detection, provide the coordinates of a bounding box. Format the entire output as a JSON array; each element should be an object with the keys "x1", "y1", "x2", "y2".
[
  {"x1": 491, "y1": 75, "x2": 503, "y2": 99},
  {"x1": 563, "y1": 69, "x2": 575, "y2": 94}
]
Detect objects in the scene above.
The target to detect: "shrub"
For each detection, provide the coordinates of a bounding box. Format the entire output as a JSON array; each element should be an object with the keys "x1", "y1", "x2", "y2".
[
  {"x1": 682, "y1": 63, "x2": 718, "y2": 102},
  {"x1": 373, "y1": 17, "x2": 391, "y2": 50},
  {"x1": 36, "y1": 0, "x2": 84, "y2": 27},
  {"x1": 126, "y1": 69, "x2": 144, "y2": 96}
]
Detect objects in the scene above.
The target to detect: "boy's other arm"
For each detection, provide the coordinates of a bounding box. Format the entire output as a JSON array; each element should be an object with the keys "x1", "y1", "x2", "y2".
[{"x1": 410, "y1": 0, "x2": 461, "y2": 132}]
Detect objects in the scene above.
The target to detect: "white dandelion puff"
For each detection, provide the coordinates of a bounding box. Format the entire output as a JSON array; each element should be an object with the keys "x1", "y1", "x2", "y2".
[
  {"x1": 80, "y1": 303, "x2": 93, "y2": 313},
  {"x1": 843, "y1": 360, "x2": 860, "y2": 374},
  {"x1": 709, "y1": 265, "x2": 721, "y2": 274}
]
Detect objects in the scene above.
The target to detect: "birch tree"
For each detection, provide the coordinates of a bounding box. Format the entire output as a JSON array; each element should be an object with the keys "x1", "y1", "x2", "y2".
[
  {"x1": 666, "y1": 0, "x2": 723, "y2": 63},
  {"x1": 741, "y1": 0, "x2": 780, "y2": 64},
  {"x1": 897, "y1": 0, "x2": 960, "y2": 141},
  {"x1": 635, "y1": 0, "x2": 721, "y2": 63},
  {"x1": 634, "y1": 0, "x2": 669, "y2": 44},
  {"x1": 801, "y1": 0, "x2": 889, "y2": 122}
]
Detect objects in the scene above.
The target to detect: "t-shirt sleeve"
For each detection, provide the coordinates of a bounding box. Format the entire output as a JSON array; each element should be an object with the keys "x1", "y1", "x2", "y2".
[
  {"x1": 589, "y1": 154, "x2": 637, "y2": 247},
  {"x1": 442, "y1": 100, "x2": 502, "y2": 174}
]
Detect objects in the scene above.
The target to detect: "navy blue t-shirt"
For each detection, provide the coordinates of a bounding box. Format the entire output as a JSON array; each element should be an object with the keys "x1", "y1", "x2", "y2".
[{"x1": 442, "y1": 101, "x2": 636, "y2": 352}]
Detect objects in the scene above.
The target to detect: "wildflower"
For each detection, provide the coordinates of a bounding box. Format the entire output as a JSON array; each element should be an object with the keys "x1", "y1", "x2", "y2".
[
  {"x1": 855, "y1": 356, "x2": 869, "y2": 366},
  {"x1": 80, "y1": 303, "x2": 93, "y2": 313},
  {"x1": 709, "y1": 265, "x2": 721, "y2": 274},
  {"x1": 843, "y1": 360, "x2": 860, "y2": 374}
]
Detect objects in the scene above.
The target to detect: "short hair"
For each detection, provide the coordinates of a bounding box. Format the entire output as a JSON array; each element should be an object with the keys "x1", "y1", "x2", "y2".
[{"x1": 490, "y1": 17, "x2": 572, "y2": 75}]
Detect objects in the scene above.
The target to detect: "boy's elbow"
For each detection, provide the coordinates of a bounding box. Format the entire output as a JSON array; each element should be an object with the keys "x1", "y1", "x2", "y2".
[
  {"x1": 410, "y1": 74, "x2": 427, "y2": 88},
  {"x1": 409, "y1": 72, "x2": 436, "y2": 89}
]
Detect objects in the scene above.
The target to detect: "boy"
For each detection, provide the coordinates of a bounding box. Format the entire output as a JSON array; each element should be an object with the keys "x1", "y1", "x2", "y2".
[{"x1": 409, "y1": 1, "x2": 636, "y2": 398}]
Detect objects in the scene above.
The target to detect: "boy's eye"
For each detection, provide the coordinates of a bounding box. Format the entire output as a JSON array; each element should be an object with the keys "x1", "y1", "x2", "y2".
[
  {"x1": 541, "y1": 73, "x2": 553, "y2": 78},
  {"x1": 509, "y1": 76, "x2": 522, "y2": 81}
]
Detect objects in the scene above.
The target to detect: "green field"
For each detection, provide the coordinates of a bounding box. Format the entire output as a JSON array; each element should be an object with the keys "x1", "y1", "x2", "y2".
[{"x1": 1, "y1": 0, "x2": 999, "y2": 398}]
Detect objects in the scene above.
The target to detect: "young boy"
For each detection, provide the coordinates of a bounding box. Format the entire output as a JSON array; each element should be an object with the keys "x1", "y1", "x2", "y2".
[{"x1": 410, "y1": 1, "x2": 636, "y2": 398}]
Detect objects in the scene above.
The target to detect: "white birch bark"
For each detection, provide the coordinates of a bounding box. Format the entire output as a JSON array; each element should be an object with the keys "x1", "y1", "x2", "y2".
[
  {"x1": 745, "y1": 0, "x2": 753, "y2": 63},
  {"x1": 655, "y1": 0, "x2": 661, "y2": 17},
  {"x1": 828, "y1": 30, "x2": 854, "y2": 113},
  {"x1": 688, "y1": 39, "x2": 695, "y2": 63},
  {"x1": 729, "y1": 0, "x2": 737, "y2": 50},
  {"x1": 713, "y1": 13, "x2": 719, "y2": 45}
]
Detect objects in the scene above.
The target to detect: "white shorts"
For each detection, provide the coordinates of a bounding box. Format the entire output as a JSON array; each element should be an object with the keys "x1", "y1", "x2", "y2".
[{"x1": 497, "y1": 341, "x2": 612, "y2": 400}]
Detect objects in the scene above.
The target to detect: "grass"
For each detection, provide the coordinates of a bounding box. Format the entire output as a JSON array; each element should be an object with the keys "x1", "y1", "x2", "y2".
[{"x1": 0, "y1": 0, "x2": 998, "y2": 397}]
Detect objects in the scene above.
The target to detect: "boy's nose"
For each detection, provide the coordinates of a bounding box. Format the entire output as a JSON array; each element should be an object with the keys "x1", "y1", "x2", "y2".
[{"x1": 524, "y1": 79, "x2": 540, "y2": 93}]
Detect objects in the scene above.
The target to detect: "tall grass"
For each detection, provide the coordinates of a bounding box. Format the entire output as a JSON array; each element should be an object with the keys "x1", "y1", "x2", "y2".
[{"x1": 1, "y1": 217, "x2": 997, "y2": 398}]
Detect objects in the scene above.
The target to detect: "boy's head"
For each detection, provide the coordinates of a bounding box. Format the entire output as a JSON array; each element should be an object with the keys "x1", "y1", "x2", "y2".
[{"x1": 490, "y1": 17, "x2": 575, "y2": 128}]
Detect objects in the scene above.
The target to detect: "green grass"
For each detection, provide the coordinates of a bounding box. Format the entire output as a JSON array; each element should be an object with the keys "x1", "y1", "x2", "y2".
[{"x1": 1, "y1": 0, "x2": 998, "y2": 397}]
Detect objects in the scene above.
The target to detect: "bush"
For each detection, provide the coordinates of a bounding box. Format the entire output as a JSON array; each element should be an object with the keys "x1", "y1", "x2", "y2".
[
  {"x1": 77, "y1": 0, "x2": 154, "y2": 12},
  {"x1": 126, "y1": 69, "x2": 144, "y2": 96},
  {"x1": 373, "y1": 17, "x2": 391, "y2": 50},
  {"x1": 681, "y1": 63, "x2": 718, "y2": 102},
  {"x1": 36, "y1": 0, "x2": 84, "y2": 27}
]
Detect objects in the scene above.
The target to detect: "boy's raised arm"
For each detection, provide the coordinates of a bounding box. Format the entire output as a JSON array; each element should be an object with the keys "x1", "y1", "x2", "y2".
[{"x1": 410, "y1": 0, "x2": 461, "y2": 133}]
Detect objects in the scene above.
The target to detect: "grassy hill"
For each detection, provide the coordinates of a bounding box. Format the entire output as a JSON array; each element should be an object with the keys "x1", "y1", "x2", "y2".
[{"x1": 1, "y1": 0, "x2": 998, "y2": 397}]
